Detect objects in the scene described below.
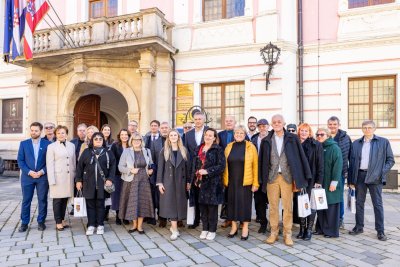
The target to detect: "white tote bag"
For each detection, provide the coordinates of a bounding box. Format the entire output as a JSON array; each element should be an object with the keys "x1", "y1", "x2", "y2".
[
  {"x1": 74, "y1": 190, "x2": 87, "y2": 217},
  {"x1": 297, "y1": 189, "x2": 312, "y2": 218},
  {"x1": 347, "y1": 188, "x2": 356, "y2": 214},
  {"x1": 186, "y1": 199, "x2": 195, "y2": 225},
  {"x1": 310, "y1": 188, "x2": 328, "y2": 210}
]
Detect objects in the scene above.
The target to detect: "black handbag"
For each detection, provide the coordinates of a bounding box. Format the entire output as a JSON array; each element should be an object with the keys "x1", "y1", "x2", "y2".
[{"x1": 94, "y1": 152, "x2": 115, "y2": 194}]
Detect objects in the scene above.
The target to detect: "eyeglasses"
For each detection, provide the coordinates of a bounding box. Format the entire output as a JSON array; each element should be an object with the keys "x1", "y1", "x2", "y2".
[
  {"x1": 248, "y1": 122, "x2": 257, "y2": 124},
  {"x1": 129, "y1": 124, "x2": 138, "y2": 127},
  {"x1": 45, "y1": 126, "x2": 54, "y2": 129},
  {"x1": 287, "y1": 129, "x2": 296, "y2": 133},
  {"x1": 184, "y1": 127, "x2": 192, "y2": 129},
  {"x1": 132, "y1": 139, "x2": 142, "y2": 141},
  {"x1": 362, "y1": 127, "x2": 374, "y2": 130},
  {"x1": 93, "y1": 137, "x2": 103, "y2": 141},
  {"x1": 316, "y1": 133, "x2": 325, "y2": 137}
]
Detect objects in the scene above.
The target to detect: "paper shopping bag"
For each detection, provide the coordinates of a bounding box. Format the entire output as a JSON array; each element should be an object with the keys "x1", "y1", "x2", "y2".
[
  {"x1": 297, "y1": 189, "x2": 312, "y2": 217},
  {"x1": 74, "y1": 190, "x2": 87, "y2": 217},
  {"x1": 186, "y1": 199, "x2": 195, "y2": 225},
  {"x1": 310, "y1": 188, "x2": 328, "y2": 210}
]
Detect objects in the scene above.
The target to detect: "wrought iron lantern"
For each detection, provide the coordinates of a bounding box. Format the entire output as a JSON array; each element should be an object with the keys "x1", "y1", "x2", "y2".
[{"x1": 260, "y1": 42, "x2": 281, "y2": 90}]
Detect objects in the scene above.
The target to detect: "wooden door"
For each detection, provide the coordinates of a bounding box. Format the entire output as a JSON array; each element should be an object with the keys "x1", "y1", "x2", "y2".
[{"x1": 73, "y1": 94, "x2": 101, "y2": 135}]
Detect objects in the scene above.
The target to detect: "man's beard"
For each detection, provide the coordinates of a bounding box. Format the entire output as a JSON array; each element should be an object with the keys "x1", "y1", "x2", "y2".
[{"x1": 31, "y1": 134, "x2": 40, "y2": 140}]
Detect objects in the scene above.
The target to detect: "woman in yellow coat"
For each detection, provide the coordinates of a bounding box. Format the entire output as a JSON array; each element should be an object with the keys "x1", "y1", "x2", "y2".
[{"x1": 223, "y1": 125, "x2": 259, "y2": 240}]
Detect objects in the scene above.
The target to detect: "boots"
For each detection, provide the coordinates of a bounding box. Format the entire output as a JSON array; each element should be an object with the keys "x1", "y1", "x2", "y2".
[
  {"x1": 115, "y1": 210, "x2": 122, "y2": 225},
  {"x1": 303, "y1": 213, "x2": 316, "y2": 241},
  {"x1": 296, "y1": 218, "x2": 306, "y2": 239},
  {"x1": 265, "y1": 230, "x2": 279, "y2": 244},
  {"x1": 104, "y1": 205, "x2": 110, "y2": 221}
]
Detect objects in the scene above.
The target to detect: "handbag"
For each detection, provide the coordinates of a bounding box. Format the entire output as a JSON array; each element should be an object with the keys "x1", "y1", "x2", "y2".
[
  {"x1": 310, "y1": 188, "x2": 328, "y2": 210},
  {"x1": 186, "y1": 199, "x2": 195, "y2": 225},
  {"x1": 74, "y1": 190, "x2": 87, "y2": 217},
  {"x1": 347, "y1": 188, "x2": 356, "y2": 214},
  {"x1": 297, "y1": 189, "x2": 312, "y2": 217},
  {"x1": 94, "y1": 152, "x2": 115, "y2": 194}
]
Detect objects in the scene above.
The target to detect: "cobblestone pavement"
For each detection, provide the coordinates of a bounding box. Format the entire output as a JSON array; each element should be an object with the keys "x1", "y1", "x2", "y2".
[{"x1": 0, "y1": 177, "x2": 399, "y2": 267}]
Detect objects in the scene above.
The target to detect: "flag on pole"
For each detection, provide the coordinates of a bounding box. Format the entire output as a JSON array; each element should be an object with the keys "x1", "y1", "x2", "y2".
[
  {"x1": 24, "y1": 0, "x2": 50, "y2": 61},
  {"x1": 2, "y1": 0, "x2": 13, "y2": 62},
  {"x1": 11, "y1": 0, "x2": 26, "y2": 60}
]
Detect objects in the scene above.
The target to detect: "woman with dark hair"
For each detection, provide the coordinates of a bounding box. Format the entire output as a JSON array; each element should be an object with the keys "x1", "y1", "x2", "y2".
[
  {"x1": 46, "y1": 125, "x2": 76, "y2": 231},
  {"x1": 192, "y1": 128, "x2": 225, "y2": 240},
  {"x1": 110, "y1": 129, "x2": 130, "y2": 225},
  {"x1": 118, "y1": 133, "x2": 154, "y2": 234},
  {"x1": 76, "y1": 132, "x2": 116, "y2": 235},
  {"x1": 101, "y1": 124, "x2": 114, "y2": 149},
  {"x1": 295, "y1": 123, "x2": 324, "y2": 240}
]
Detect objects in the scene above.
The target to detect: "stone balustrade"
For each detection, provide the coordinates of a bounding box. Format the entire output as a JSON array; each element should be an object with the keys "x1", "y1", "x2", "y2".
[{"x1": 32, "y1": 8, "x2": 172, "y2": 54}]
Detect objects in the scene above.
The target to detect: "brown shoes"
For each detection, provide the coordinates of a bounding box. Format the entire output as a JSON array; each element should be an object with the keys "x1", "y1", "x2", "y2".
[
  {"x1": 265, "y1": 233, "x2": 279, "y2": 244},
  {"x1": 284, "y1": 235, "x2": 294, "y2": 246}
]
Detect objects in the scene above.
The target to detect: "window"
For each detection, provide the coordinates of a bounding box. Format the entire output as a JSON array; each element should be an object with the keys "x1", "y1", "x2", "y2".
[
  {"x1": 202, "y1": 82, "x2": 245, "y2": 129},
  {"x1": 203, "y1": 0, "x2": 245, "y2": 22},
  {"x1": 1, "y1": 98, "x2": 23, "y2": 134},
  {"x1": 348, "y1": 76, "x2": 396, "y2": 128},
  {"x1": 89, "y1": 0, "x2": 118, "y2": 19},
  {"x1": 348, "y1": 0, "x2": 394, "y2": 9}
]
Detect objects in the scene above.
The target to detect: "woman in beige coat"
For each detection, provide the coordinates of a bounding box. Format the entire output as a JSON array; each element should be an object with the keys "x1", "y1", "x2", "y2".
[{"x1": 46, "y1": 125, "x2": 76, "y2": 231}]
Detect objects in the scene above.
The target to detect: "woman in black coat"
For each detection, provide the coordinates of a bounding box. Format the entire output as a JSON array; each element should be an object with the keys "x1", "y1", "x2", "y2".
[
  {"x1": 295, "y1": 123, "x2": 324, "y2": 240},
  {"x1": 192, "y1": 128, "x2": 225, "y2": 241},
  {"x1": 76, "y1": 132, "x2": 116, "y2": 236}
]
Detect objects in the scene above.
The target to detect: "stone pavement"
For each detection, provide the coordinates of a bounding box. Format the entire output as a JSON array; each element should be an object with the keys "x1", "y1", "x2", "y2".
[{"x1": 0, "y1": 177, "x2": 399, "y2": 267}]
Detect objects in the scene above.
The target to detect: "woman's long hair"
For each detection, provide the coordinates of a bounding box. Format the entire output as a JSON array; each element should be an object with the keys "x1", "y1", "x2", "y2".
[
  {"x1": 116, "y1": 128, "x2": 130, "y2": 147},
  {"x1": 85, "y1": 125, "x2": 99, "y2": 144},
  {"x1": 164, "y1": 129, "x2": 187, "y2": 161},
  {"x1": 101, "y1": 124, "x2": 113, "y2": 144}
]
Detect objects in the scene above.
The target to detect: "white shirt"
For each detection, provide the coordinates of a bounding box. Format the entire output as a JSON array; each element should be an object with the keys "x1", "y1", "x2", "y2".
[
  {"x1": 151, "y1": 133, "x2": 160, "y2": 141},
  {"x1": 195, "y1": 126, "x2": 205, "y2": 146},
  {"x1": 274, "y1": 133, "x2": 284, "y2": 172},
  {"x1": 360, "y1": 138, "x2": 371, "y2": 170}
]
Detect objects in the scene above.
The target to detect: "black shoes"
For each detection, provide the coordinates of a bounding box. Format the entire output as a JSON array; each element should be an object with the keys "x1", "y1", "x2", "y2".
[
  {"x1": 188, "y1": 223, "x2": 199, "y2": 229},
  {"x1": 258, "y1": 225, "x2": 267, "y2": 234},
  {"x1": 241, "y1": 235, "x2": 249, "y2": 241},
  {"x1": 128, "y1": 228, "x2": 137, "y2": 233},
  {"x1": 227, "y1": 230, "x2": 238, "y2": 238},
  {"x1": 348, "y1": 227, "x2": 363, "y2": 235},
  {"x1": 138, "y1": 229, "x2": 145, "y2": 234},
  {"x1": 18, "y1": 224, "x2": 28, "y2": 233},
  {"x1": 378, "y1": 232, "x2": 387, "y2": 241},
  {"x1": 147, "y1": 218, "x2": 157, "y2": 225},
  {"x1": 177, "y1": 221, "x2": 184, "y2": 228},
  {"x1": 38, "y1": 223, "x2": 46, "y2": 231},
  {"x1": 159, "y1": 219, "x2": 167, "y2": 228}
]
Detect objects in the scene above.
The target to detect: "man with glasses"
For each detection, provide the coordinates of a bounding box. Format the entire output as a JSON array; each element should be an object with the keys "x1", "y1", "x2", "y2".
[
  {"x1": 348, "y1": 120, "x2": 394, "y2": 241},
  {"x1": 43, "y1": 122, "x2": 56, "y2": 142},
  {"x1": 181, "y1": 122, "x2": 193, "y2": 144},
  {"x1": 247, "y1": 116, "x2": 258, "y2": 139},
  {"x1": 286, "y1": 124, "x2": 297, "y2": 134},
  {"x1": 327, "y1": 116, "x2": 352, "y2": 229},
  {"x1": 128, "y1": 120, "x2": 139, "y2": 135}
]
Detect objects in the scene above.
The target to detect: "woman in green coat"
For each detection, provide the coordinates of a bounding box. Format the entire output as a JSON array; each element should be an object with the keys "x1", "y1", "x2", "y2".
[{"x1": 314, "y1": 128, "x2": 343, "y2": 238}]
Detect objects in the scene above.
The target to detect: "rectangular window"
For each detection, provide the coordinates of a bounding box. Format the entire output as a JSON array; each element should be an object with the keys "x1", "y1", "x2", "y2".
[
  {"x1": 348, "y1": 0, "x2": 394, "y2": 9},
  {"x1": 203, "y1": 0, "x2": 245, "y2": 22},
  {"x1": 202, "y1": 82, "x2": 245, "y2": 129},
  {"x1": 2, "y1": 98, "x2": 23, "y2": 134},
  {"x1": 348, "y1": 76, "x2": 396, "y2": 128},
  {"x1": 89, "y1": 0, "x2": 118, "y2": 19}
]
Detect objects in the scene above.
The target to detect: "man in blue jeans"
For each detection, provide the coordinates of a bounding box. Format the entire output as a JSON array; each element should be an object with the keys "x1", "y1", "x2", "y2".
[
  {"x1": 348, "y1": 120, "x2": 394, "y2": 241},
  {"x1": 328, "y1": 116, "x2": 351, "y2": 229},
  {"x1": 17, "y1": 122, "x2": 51, "y2": 232}
]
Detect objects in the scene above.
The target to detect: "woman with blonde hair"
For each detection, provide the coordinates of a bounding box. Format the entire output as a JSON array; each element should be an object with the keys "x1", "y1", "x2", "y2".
[
  {"x1": 157, "y1": 129, "x2": 190, "y2": 240},
  {"x1": 118, "y1": 132, "x2": 154, "y2": 233},
  {"x1": 79, "y1": 125, "x2": 99, "y2": 159}
]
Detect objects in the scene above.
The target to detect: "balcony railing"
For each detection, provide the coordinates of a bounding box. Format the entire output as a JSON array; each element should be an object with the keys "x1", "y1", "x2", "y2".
[{"x1": 32, "y1": 8, "x2": 172, "y2": 54}]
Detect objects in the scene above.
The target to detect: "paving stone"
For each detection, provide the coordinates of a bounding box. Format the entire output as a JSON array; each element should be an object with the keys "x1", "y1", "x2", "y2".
[
  {"x1": 280, "y1": 254, "x2": 301, "y2": 262},
  {"x1": 80, "y1": 254, "x2": 103, "y2": 262},
  {"x1": 147, "y1": 248, "x2": 166, "y2": 258},
  {"x1": 60, "y1": 258, "x2": 80, "y2": 265},
  {"x1": 189, "y1": 253, "x2": 211, "y2": 264},
  {"x1": 117, "y1": 261, "x2": 144, "y2": 267},
  {"x1": 263, "y1": 255, "x2": 292, "y2": 266},
  {"x1": 165, "y1": 259, "x2": 195, "y2": 267},
  {"x1": 123, "y1": 254, "x2": 150, "y2": 261},
  {"x1": 209, "y1": 255, "x2": 234, "y2": 267},
  {"x1": 266, "y1": 247, "x2": 288, "y2": 256},
  {"x1": 190, "y1": 242, "x2": 208, "y2": 249},
  {"x1": 141, "y1": 256, "x2": 172, "y2": 266},
  {"x1": 99, "y1": 256, "x2": 124, "y2": 265},
  {"x1": 77, "y1": 261, "x2": 100, "y2": 267},
  {"x1": 108, "y1": 243, "x2": 126, "y2": 252},
  {"x1": 220, "y1": 249, "x2": 242, "y2": 260},
  {"x1": 40, "y1": 260, "x2": 60, "y2": 267},
  {"x1": 233, "y1": 258, "x2": 257, "y2": 267}
]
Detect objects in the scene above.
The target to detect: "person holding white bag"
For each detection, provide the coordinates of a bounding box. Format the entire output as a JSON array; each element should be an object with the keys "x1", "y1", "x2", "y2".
[
  {"x1": 315, "y1": 128, "x2": 343, "y2": 238},
  {"x1": 156, "y1": 129, "x2": 190, "y2": 241}
]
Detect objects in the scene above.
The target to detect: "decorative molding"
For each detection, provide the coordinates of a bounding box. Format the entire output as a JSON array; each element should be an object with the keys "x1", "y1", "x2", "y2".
[{"x1": 338, "y1": 2, "x2": 400, "y2": 17}]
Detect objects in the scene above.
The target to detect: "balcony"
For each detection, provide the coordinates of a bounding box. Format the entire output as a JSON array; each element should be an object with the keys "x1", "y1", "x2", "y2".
[{"x1": 14, "y1": 8, "x2": 175, "y2": 68}]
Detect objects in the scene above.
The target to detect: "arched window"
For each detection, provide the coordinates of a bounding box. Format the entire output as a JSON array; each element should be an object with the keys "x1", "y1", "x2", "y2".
[{"x1": 89, "y1": 0, "x2": 118, "y2": 19}]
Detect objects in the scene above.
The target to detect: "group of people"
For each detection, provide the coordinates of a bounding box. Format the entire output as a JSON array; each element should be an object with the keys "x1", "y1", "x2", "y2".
[{"x1": 17, "y1": 113, "x2": 394, "y2": 246}]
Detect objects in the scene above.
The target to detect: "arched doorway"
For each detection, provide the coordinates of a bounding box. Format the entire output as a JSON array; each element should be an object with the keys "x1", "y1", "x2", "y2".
[{"x1": 72, "y1": 83, "x2": 129, "y2": 136}]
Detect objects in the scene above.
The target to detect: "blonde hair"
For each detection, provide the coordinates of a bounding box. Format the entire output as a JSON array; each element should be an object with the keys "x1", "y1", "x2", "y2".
[
  {"x1": 85, "y1": 125, "x2": 99, "y2": 143},
  {"x1": 317, "y1": 128, "x2": 330, "y2": 137},
  {"x1": 128, "y1": 132, "x2": 144, "y2": 149},
  {"x1": 164, "y1": 129, "x2": 187, "y2": 161}
]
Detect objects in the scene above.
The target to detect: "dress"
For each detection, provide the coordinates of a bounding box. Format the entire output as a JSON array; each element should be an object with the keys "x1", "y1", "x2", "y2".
[
  {"x1": 119, "y1": 151, "x2": 154, "y2": 220},
  {"x1": 227, "y1": 141, "x2": 252, "y2": 222},
  {"x1": 110, "y1": 143, "x2": 123, "y2": 211}
]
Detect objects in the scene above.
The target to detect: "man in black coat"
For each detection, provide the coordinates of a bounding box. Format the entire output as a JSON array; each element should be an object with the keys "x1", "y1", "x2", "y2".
[
  {"x1": 348, "y1": 120, "x2": 394, "y2": 241},
  {"x1": 259, "y1": 114, "x2": 312, "y2": 246},
  {"x1": 184, "y1": 112, "x2": 208, "y2": 229},
  {"x1": 251, "y1": 118, "x2": 269, "y2": 233}
]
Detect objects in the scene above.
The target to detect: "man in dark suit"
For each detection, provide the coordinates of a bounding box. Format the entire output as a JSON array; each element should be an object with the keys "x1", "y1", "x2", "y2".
[
  {"x1": 17, "y1": 122, "x2": 51, "y2": 232},
  {"x1": 184, "y1": 112, "x2": 208, "y2": 229}
]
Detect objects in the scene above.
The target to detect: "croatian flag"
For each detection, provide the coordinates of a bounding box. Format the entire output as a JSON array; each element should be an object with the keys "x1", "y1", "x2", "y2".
[
  {"x1": 11, "y1": 0, "x2": 26, "y2": 60},
  {"x1": 24, "y1": 0, "x2": 50, "y2": 60},
  {"x1": 3, "y1": 0, "x2": 13, "y2": 62}
]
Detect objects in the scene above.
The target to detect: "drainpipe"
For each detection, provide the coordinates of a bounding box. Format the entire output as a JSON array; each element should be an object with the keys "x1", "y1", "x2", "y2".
[
  {"x1": 171, "y1": 51, "x2": 177, "y2": 128},
  {"x1": 298, "y1": 0, "x2": 304, "y2": 123}
]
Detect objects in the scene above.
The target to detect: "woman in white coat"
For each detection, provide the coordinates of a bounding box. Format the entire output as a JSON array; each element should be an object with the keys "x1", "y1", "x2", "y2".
[{"x1": 46, "y1": 125, "x2": 76, "y2": 231}]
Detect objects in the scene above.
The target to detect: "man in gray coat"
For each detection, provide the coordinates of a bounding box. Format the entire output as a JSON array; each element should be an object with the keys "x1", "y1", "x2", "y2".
[{"x1": 348, "y1": 120, "x2": 394, "y2": 241}]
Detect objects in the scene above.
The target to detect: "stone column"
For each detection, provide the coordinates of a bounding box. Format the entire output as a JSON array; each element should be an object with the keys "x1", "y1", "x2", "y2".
[{"x1": 25, "y1": 81, "x2": 39, "y2": 137}]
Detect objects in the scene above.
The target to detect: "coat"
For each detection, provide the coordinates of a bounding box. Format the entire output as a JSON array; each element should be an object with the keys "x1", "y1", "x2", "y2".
[
  {"x1": 348, "y1": 135, "x2": 395, "y2": 185},
  {"x1": 17, "y1": 138, "x2": 51, "y2": 185},
  {"x1": 46, "y1": 141, "x2": 76, "y2": 198},
  {"x1": 322, "y1": 138, "x2": 343, "y2": 205},
  {"x1": 156, "y1": 148, "x2": 189, "y2": 220},
  {"x1": 259, "y1": 130, "x2": 312, "y2": 193},
  {"x1": 118, "y1": 147, "x2": 153, "y2": 182},
  {"x1": 75, "y1": 148, "x2": 116, "y2": 199},
  {"x1": 334, "y1": 129, "x2": 352, "y2": 177},
  {"x1": 191, "y1": 144, "x2": 225, "y2": 205},
  {"x1": 301, "y1": 138, "x2": 324, "y2": 194},
  {"x1": 223, "y1": 141, "x2": 259, "y2": 188}
]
